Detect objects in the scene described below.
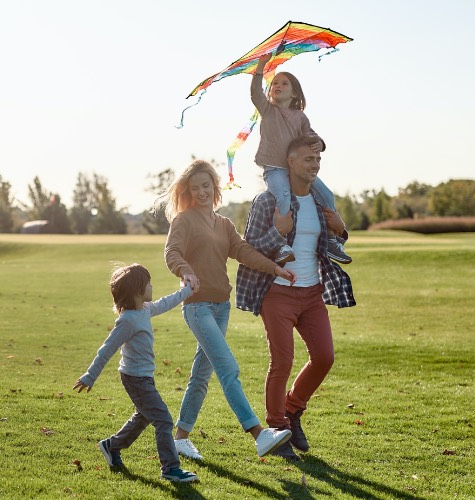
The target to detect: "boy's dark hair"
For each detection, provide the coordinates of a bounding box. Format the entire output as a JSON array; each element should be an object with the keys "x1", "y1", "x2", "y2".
[
  {"x1": 109, "y1": 263, "x2": 151, "y2": 313},
  {"x1": 287, "y1": 135, "x2": 326, "y2": 158}
]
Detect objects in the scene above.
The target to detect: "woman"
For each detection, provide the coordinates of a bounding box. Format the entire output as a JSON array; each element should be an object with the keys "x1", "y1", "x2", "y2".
[{"x1": 159, "y1": 159, "x2": 295, "y2": 460}]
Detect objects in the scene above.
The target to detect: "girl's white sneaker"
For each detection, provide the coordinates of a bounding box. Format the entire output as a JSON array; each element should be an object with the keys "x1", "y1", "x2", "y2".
[
  {"x1": 255, "y1": 428, "x2": 292, "y2": 457},
  {"x1": 174, "y1": 438, "x2": 203, "y2": 460}
]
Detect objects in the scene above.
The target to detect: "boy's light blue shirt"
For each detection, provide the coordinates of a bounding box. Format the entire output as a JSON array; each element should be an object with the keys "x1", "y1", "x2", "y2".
[{"x1": 80, "y1": 284, "x2": 192, "y2": 387}]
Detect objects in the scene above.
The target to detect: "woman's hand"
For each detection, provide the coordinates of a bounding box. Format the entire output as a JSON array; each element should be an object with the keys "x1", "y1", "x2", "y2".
[{"x1": 274, "y1": 266, "x2": 296, "y2": 285}]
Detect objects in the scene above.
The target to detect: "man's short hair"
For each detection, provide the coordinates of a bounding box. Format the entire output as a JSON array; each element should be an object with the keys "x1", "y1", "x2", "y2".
[{"x1": 287, "y1": 136, "x2": 326, "y2": 159}]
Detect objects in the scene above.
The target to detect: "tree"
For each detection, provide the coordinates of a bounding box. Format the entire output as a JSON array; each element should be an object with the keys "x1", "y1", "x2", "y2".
[
  {"x1": 429, "y1": 179, "x2": 475, "y2": 216},
  {"x1": 24, "y1": 177, "x2": 71, "y2": 233},
  {"x1": 43, "y1": 194, "x2": 71, "y2": 233},
  {"x1": 70, "y1": 173, "x2": 94, "y2": 234},
  {"x1": 372, "y1": 189, "x2": 393, "y2": 223},
  {"x1": 90, "y1": 174, "x2": 127, "y2": 234},
  {"x1": 0, "y1": 175, "x2": 14, "y2": 233},
  {"x1": 335, "y1": 194, "x2": 361, "y2": 230},
  {"x1": 69, "y1": 172, "x2": 126, "y2": 234},
  {"x1": 143, "y1": 168, "x2": 175, "y2": 234},
  {"x1": 394, "y1": 181, "x2": 431, "y2": 217}
]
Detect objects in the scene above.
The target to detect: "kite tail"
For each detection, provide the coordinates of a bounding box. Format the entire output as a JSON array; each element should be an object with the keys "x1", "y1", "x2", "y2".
[
  {"x1": 318, "y1": 47, "x2": 340, "y2": 62},
  {"x1": 224, "y1": 72, "x2": 273, "y2": 189},
  {"x1": 175, "y1": 90, "x2": 207, "y2": 129},
  {"x1": 224, "y1": 108, "x2": 260, "y2": 189}
]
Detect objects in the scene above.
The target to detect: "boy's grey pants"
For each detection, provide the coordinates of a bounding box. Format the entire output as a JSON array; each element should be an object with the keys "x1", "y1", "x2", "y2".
[{"x1": 109, "y1": 373, "x2": 180, "y2": 472}]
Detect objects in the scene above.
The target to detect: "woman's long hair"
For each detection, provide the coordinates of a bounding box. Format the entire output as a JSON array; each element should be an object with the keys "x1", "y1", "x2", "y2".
[{"x1": 155, "y1": 160, "x2": 222, "y2": 222}]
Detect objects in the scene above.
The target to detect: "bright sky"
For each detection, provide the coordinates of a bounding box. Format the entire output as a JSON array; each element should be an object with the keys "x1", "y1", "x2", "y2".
[{"x1": 1, "y1": 0, "x2": 474, "y2": 214}]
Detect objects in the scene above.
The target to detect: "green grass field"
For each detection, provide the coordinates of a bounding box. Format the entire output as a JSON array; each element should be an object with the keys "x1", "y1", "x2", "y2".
[{"x1": 0, "y1": 232, "x2": 474, "y2": 499}]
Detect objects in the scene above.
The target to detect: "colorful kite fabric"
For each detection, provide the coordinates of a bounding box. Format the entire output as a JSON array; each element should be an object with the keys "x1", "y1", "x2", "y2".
[
  {"x1": 181, "y1": 21, "x2": 353, "y2": 187},
  {"x1": 188, "y1": 21, "x2": 352, "y2": 98}
]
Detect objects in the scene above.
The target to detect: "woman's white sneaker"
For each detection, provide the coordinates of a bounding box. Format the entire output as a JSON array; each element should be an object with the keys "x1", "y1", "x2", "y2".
[
  {"x1": 255, "y1": 428, "x2": 292, "y2": 457},
  {"x1": 174, "y1": 438, "x2": 203, "y2": 460}
]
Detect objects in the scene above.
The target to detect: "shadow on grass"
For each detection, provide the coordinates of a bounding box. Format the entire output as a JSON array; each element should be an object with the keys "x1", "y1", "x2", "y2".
[
  {"x1": 108, "y1": 455, "x2": 425, "y2": 499},
  {"x1": 199, "y1": 461, "x2": 289, "y2": 499},
  {"x1": 110, "y1": 466, "x2": 206, "y2": 499},
  {"x1": 282, "y1": 455, "x2": 426, "y2": 500}
]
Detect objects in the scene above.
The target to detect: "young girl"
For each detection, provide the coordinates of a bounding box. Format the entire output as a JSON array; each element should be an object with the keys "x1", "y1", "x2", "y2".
[
  {"x1": 251, "y1": 53, "x2": 352, "y2": 265},
  {"x1": 73, "y1": 263, "x2": 198, "y2": 483},
  {"x1": 158, "y1": 159, "x2": 295, "y2": 460}
]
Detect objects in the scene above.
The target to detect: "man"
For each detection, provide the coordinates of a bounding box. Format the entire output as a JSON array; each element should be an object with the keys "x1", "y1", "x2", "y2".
[{"x1": 236, "y1": 135, "x2": 356, "y2": 461}]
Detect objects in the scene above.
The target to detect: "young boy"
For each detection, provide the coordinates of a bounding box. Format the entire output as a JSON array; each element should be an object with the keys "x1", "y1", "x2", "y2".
[{"x1": 73, "y1": 263, "x2": 198, "y2": 483}]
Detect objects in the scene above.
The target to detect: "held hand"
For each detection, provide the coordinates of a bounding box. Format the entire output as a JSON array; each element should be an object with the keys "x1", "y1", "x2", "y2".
[
  {"x1": 273, "y1": 208, "x2": 293, "y2": 237},
  {"x1": 274, "y1": 266, "x2": 296, "y2": 285},
  {"x1": 73, "y1": 379, "x2": 91, "y2": 393},
  {"x1": 183, "y1": 273, "x2": 200, "y2": 293},
  {"x1": 322, "y1": 208, "x2": 345, "y2": 237}
]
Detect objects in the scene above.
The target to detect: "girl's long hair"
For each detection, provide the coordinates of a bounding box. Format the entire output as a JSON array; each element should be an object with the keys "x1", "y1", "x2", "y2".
[
  {"x1": 154, "y1": 160, "x2": 222, "y2": 222},
  {"x1": 268, "y1": 71, "x2": 306, "y2": 111}
]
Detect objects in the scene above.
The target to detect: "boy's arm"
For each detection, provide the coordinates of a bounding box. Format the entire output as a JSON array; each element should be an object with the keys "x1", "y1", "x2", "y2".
[
  {"x1": 149, "y1": 283, "x2": 194, "y2": 317},
  {"x1": 73, "y1": 318, "x2": 134, "y2": 391}
]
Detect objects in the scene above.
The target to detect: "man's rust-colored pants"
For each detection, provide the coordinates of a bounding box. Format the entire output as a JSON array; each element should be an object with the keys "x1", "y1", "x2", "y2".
[{"x1": 260, "y1": 283, "x2": 334, "y2": 429}]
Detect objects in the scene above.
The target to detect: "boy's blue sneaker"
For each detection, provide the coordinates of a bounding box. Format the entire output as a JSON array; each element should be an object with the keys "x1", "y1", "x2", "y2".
[
  {"x1": 99, "y1": 438, "x2": 124, "y2": 467},
  {"x1": 161, "y1": 467, "x2": 198, "y2": 483}
]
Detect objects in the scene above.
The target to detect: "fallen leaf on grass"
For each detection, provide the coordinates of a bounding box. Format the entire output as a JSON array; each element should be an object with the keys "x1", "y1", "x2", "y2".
[
  {"x1": 199, "y1": 429, "x2": 208, "y2": 438},
  {"x1": 175, "y1": 386, "x2": 183, "y2": 391},
  {"x1": 163, "y1": 359, "x2": 171, "y2": 366},
  {"x1": 301, "y1": 474, "x2": 307, "y2": 486},
  {"x1": 1, "y1": 417, "x2": 8, "y2": 422},
  {"x1": 7, "y1": 355, "x2": 15, "y2": 359},
  {"x1": 175, "y1": 367, "x2": 182, "y2": 374},
  {"x1": 442, "y1": 449, "x2": 456, "y2": 455},
  {"x1": 259, "y1": 457, "x2": 268, "y2": 463},
  {"x1": 40, "y1": 427, "x2": 54, "y2": 435},
  {"x1": 412, "y1": 474, "x2": 418, "y2": 480},
  {"x1": 35, "y1": 357, "x2": 43, "y2": 364},
  {"x1": 218, "y1": 436, "x2": 226, "y2": 444},
  {"x1": 57, "y1": 392, "x2": 64, "y2": 399},
  {"x1": 347, "y1": 403, "x2": 355, "y2": 408},
  {"x1": 99, "y1": 397, "x2": 111, "y2": 401},
  {"x1": 72, "y1": 460, "x2": 83, "y2": 471},
  {"x1": 354, "y1": 419, "x2": 364, "y2": 426}
]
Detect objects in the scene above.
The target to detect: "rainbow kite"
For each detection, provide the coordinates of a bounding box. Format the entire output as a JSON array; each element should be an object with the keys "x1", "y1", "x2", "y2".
[{"x1": 180, "y1": 21, "x2": 353, "y2": 187}]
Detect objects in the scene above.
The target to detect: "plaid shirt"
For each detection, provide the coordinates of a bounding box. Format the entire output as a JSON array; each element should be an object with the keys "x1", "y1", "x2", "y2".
[{"x1": 236, "y1": 190, "x2": 356, "y2": 316}]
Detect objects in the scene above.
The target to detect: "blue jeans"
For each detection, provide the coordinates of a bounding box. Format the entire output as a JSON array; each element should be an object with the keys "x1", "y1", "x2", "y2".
[
  {"x1": 110, "y1": 373, "x2": 180, "y2": 473},
  {"x1": 177, "y1": 301, "x2": 260, "y2": 432},
  {"x1": 264, "y1": 167, "x2": 336, "y2": 215}
]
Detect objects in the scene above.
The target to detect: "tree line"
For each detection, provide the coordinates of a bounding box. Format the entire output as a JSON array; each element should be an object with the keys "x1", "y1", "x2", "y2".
[{"x1": 1, "y1": 171, "x2": 474, "y2": 234}]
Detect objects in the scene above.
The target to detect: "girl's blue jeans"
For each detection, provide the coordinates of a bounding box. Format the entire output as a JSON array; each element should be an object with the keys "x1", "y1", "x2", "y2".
[
  {"x1": 264, "y1": 166, "x2": 336, "y2": 215},
  {"x1": 177, "y1": 301, "x2": 260, "y2": 433}
]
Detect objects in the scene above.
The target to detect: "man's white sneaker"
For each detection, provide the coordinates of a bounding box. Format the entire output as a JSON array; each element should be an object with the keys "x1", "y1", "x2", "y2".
[
  {"x1": 174, "y1": 438, "x2": 203, "y2": 460},
  {"x1": 255, "y1": 428, "x2": 292, "y2": 457}
]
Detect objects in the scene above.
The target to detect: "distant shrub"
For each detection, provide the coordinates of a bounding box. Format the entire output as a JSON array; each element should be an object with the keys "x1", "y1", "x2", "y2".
[{"x1": 369, "y1": 217, "x2": 475, "y2": 234}]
